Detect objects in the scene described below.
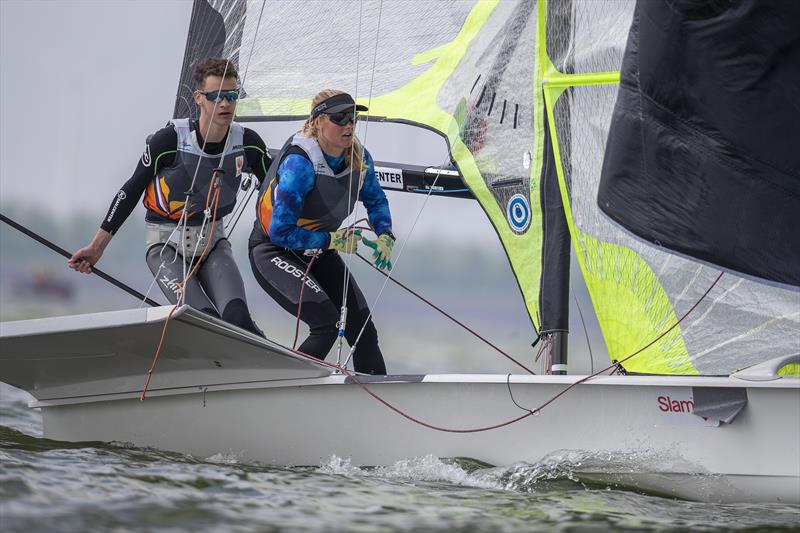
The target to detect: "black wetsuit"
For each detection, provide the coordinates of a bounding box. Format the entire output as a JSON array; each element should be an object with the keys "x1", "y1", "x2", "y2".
[
  {"x1": 101, "y1": 120, "x2": 271, "y2": 335},
  {"x1": 102, "y1": 121, "x2": 270, "y2": 233},
  {"x1": 249, "y1": 135, "x2": 390, "y2": 374},
  {"x1": 249, "y1": 247, "x2": 386, "y2": 374}
]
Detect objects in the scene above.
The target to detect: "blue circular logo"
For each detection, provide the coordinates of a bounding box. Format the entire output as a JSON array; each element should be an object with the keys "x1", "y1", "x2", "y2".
[{"x1": 507, "y1": 194, "x2": 530, "y2": 233}]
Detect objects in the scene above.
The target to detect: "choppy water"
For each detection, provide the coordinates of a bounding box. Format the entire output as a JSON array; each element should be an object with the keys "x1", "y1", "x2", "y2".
[{"x1": 1, "y1": 385, "x2": 798, "y2": 532}]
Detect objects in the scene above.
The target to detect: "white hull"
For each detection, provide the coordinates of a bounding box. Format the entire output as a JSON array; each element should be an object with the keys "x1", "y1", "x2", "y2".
[
  {"x1": 3, "y1": 307, "x2": 799, "y2": 504},
  {"x1": 33, "y1": 375, "x2": 800, "y2": 504}
]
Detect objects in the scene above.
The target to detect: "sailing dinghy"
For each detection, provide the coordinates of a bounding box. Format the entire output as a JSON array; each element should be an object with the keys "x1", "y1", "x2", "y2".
[{"x1": 2, "y1": 0, "x2": 798, "y2": 504}]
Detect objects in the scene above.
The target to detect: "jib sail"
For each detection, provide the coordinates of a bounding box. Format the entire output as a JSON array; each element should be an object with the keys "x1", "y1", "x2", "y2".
[{"x1": 540, "y1": 0, "x2": 799, "y2": 375}]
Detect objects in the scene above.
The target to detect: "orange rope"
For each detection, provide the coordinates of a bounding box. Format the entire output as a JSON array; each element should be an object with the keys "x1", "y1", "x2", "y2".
[
  {"x1": 140, "y1": 303, "x2": 181, "y2": 400},
  {"x1": 141, "y1": 172, "x2": 222, "y2": 400}
]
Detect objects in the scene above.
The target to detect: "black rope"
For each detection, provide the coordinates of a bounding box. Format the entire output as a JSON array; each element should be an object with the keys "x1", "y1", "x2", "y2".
[
  {"x1": 0, "y1": 213, "x2": 162, "y2": 307},
  {"x1": 506, "y1": 373, "x2": 535, "y2": 414}
]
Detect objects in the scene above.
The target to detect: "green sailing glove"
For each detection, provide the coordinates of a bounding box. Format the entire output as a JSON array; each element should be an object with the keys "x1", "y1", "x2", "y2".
[
  {"x1": 363, "y1": 233, "x2": 395, "y2": 270},
  {"x1": 328, "y1": 228, "x2": 362, "y2": 254}
]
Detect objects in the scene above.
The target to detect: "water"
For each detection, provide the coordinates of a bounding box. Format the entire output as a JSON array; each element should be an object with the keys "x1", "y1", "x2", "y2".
[
  {"x1": 1, "y1": 385, "x2": 798, "y2": 532},
  {"x1": 0, "y1": 220, "x2": 797, "y2": 531}
]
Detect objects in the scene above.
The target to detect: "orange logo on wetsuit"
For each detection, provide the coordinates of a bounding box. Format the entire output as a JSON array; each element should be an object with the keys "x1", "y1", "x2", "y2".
[
  {"x1": 257, "y1": 179, "x2": 275, "y2": 236},
  {"x1": 143, "y1": 177, "x2": 186, "y2": 219},
  {"x1": 257, "y1": 179, "x2": 324, "y2": 239},
  {"x1": 296, "y1": 218, "x2": 322, "y2": 231}
]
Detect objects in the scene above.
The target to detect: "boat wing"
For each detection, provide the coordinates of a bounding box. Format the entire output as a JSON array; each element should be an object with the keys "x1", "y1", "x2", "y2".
[{"x1": 0, "y1": 305, "x2": 331, "y2": 401}]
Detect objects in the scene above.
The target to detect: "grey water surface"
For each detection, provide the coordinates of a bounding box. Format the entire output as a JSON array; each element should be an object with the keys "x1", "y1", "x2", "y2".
[{"x1": 1, "y1": 384, "x2": 798, "y2": 533}]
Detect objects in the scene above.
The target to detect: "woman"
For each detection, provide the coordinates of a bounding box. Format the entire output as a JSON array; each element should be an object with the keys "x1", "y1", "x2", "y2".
[{"x1": 248, "y1": 90, "x2": 394, "y2": 374}]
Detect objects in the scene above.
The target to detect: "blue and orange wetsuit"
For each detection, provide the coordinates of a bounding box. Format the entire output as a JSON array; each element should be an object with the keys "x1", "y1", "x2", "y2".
[{"x1": 248, "y1": 134, "x2": 392, "y2": 374}]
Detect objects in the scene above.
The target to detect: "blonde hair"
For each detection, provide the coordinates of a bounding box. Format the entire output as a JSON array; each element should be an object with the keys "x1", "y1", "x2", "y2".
[{"x1": 300, "y1": 89, "x2": 364, "y2": 174}]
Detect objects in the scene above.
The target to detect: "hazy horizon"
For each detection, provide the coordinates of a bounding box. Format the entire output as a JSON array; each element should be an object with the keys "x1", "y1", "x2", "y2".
[{"x1": 1, "y1": 0, "x2": 498, "y2": 246}]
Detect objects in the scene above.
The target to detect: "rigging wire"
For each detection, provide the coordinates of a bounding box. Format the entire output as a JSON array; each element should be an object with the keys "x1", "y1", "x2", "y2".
[
  {"x1": 342, "y1": 157, "x2": 456, "y2": 369},
  {"x1": 572, "y1": 288, "x2": 594, "y2": 374},
  {"x1": 334, "y1": 0, "x2": 373, "y2": 367},
  {"x1": 224, "y1": 175, "x2": 259, "y2": 234},
  {"x1": 139, "y1": 262, "x2": 166, "y2": 309},
  {"x1": 165, "y1": 60, "x2": 233, "y2": 288},
  {"x1": 141, "y1": 174, "x2": 223, "y2": 400},
  {"x1": 144, "y1": 54, "x2": 251, "y2": 394},
  {"x1": 238, "y1": 0, "x2": 267, "y2": 93},
  {"x1": 220, "y1": 0, "x2": 267, "y2": 237}
]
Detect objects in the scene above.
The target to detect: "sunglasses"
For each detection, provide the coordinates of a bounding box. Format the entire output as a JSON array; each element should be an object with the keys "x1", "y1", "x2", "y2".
[
  {"x1": 198, "y1": 89, "x2": 241, "y2": 103},
  {"x1": 324, "y1": 111, "x2": 358, "y2": 126}
]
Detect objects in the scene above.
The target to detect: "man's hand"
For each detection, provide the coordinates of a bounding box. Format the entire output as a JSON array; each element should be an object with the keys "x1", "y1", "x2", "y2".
[
  {"x1": 328, "y1": 228, "x2": 362, "y2": 254},
  {"x1": 68, "y1": 229, "x2": 112, "y2": 273},
  {"x1": 362, "y1": 233, "x2": 394, "y2": 270}
]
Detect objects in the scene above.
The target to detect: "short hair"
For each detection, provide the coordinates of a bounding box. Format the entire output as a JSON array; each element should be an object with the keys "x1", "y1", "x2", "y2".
[{"x1": 192, "y1": 58, "x2": 238, "y2": 89}]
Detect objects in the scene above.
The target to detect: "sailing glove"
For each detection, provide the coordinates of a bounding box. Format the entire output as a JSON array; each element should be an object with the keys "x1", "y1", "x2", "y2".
[
  {"x1": 363, "y1": 232, "x2": 394, "y2": 270},
  {"x1": 328, "y1": 228, "x2": 362, "y2": 254}
]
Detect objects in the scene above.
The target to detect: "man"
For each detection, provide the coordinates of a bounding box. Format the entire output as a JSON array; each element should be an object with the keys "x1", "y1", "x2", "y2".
[{"x1": 69, "y1": 58, "x2": 270, "y2": 336}]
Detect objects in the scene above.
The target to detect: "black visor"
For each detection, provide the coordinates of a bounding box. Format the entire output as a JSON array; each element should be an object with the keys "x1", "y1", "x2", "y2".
[{"x1": 311, "y1": 93, "x2": 368, "y2": 118}]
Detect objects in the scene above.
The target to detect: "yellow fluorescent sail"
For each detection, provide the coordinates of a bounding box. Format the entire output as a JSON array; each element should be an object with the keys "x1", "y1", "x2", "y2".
[
  {"x1": 184, "y1": 0, "x2": 798, "y2": 376},
  {"x1": 233, "y1": 0, "x2": 547, "y2": 332},
  {"x1": 538, "y1": 0, "x2": 799, "y2": 375}
]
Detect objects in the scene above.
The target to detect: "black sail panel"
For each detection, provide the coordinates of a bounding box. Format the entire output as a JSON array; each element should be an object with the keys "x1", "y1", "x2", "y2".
[
  {"x1": 598, "y1": 0, "x2": 800, "y2": 287},
  {"x1": 173, "y1": 0, "x2": 246, "y2": 120}
]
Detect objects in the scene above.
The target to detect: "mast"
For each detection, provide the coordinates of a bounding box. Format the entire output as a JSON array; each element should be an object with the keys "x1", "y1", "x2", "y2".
[
  {"x1": 536, "y1": 0, "x2": 573, "y2": 375},
  {"x1": 538, "y1": 110, "x2": 570, "y2": 375}
]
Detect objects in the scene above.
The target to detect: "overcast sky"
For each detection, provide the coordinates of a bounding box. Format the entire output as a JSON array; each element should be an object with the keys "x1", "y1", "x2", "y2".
[{"x1": 0, "y1": 0, "x2": 494, "y2": 247}]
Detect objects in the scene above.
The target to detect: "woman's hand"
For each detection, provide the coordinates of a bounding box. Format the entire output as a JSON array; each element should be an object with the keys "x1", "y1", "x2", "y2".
[
  {"x1": 362, "y1": 233, "x2": 394, "y2": 270},
  {"x1": 328, "y1": 228, "x2": 362, "y2": 254}
]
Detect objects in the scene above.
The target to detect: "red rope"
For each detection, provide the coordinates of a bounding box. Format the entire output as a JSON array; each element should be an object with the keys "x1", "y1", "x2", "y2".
[
  {"x1": 279, "y1": 272, "x2": 723, "y2": 433},
  {"x1": 485, "y1": 271, "x2": 726, "y2": 422},
  {"x1": 354, "y1": 252, "x2": 536, "y2": 375}
]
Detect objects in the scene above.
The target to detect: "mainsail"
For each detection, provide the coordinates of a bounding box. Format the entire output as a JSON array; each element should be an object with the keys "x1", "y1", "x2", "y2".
[
  {"x1": 174, "y1": 0, "x2": 799, "y2": 376},
  {"x1": 176, "y1": 0, "x2": 560, "y2": 337}
]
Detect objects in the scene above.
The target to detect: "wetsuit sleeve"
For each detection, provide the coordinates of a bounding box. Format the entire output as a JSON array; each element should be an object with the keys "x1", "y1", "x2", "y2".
[
  {"x1": 269, "y1": 154, "x2": 331, "y2": 249},
  {"x1": 358, "y1": 150, "x2": 393, "y2": 236},
  {"x1": 99, "y1": 126, "x2": 177, "y2": 235},
  {"x1": 243, "y1": 128, "x2": 272, "y2": 182}
]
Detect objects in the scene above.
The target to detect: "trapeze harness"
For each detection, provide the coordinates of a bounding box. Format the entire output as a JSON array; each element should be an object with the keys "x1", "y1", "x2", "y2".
[
  {"x1": 142, "y1": 119, "x2": 261, "y2": 335},
  {"x1": 249, "y1": 134, "x2": 387, "y2": 374}
]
